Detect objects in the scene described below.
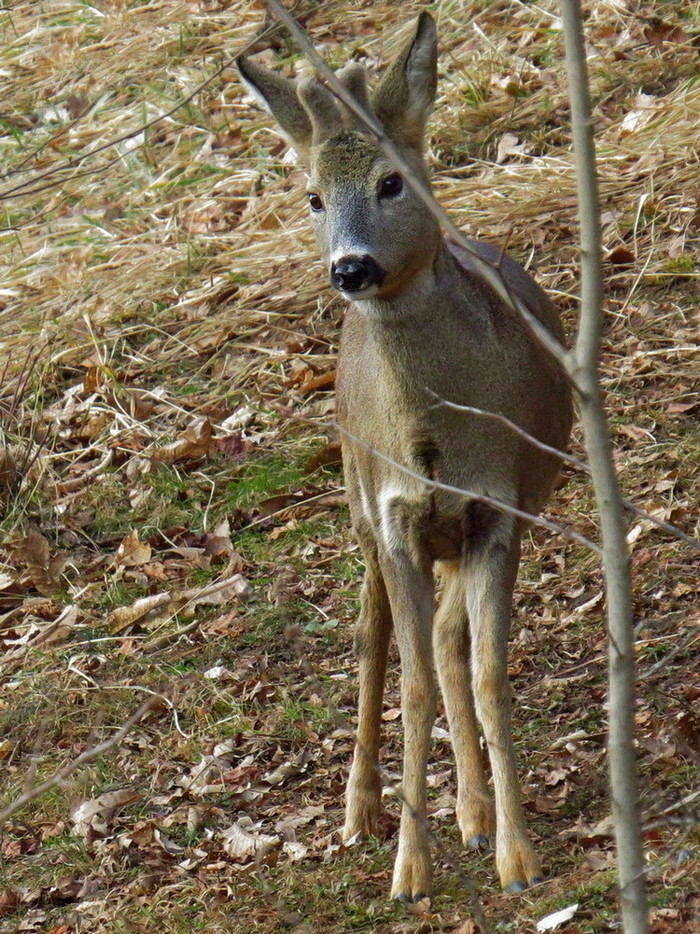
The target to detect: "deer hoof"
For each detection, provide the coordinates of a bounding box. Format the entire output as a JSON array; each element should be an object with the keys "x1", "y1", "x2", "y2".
[
  {"x1": 343, "y1": 790, "x2": 380, "y2": 841},
  {"x1": 468, "y1": 834, "x2": 492, "y2": 851},
  {"x1": 394, "y1": 891, "x2": 431, "y2": 904},
  {"x1": 497, "y1": 834, "x2": 542, "y2": 892},
  {"x1": 391, "y1": 837, "x2": 433, "y2": 903}
]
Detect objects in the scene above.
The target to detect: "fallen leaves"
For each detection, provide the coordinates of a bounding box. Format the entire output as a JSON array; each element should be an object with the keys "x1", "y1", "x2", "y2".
[
  {"x1": 72, "y1": 789, "x2": 141, "y2": 842},
  {"x1": 536, "y1": 903, "x2": 579, "y2": 931},
  {"x1": 0, "y1": 889, "x2": 20, "y2": 917},
  {"x1": 618, "y1": 93, "x2": 662, "y2": 137},
  {"x1": 495, "y1": 132, "x2": 529, "y2": 164},
  {"x1": 643, "y1": 18, "x2": 691, "y2": 46},
  {"x1": 151, "y1": 417, "x2": 214, "y2": 465},
  {"x1": 109, "y1": 592, "x2": 172, "y2": 632},
  {"x1": 6, "y1": 527, "x2": 65, "y2": 596},
  {"x1": 109, "y1": 572, "x2": 252, "y2": 632},
  {"x1": 115, "y1": 530, "x2": 151, "y2": 568},
  {"x1": 221, "y1": 820, "x2": 279, "y2": 860}
]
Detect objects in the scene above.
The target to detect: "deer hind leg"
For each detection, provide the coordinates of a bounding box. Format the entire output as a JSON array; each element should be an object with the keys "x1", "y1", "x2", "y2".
[
  {"x1": 343, "y1": 532, "x2": 393, "y2": 842},
  {"x1": 465, "y1": 509, "x2": 542, "y2": 892},
  {"x1": 433, "y1": 561, "x2": 495, "y2": 851},
  {"x1": 380, "y1": 552, "x2": 437, "y2": 902}
]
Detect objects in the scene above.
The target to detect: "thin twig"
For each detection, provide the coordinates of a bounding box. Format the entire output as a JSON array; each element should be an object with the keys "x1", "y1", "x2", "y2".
[
  {"x1": 0, "y1": 21, "x2": 280, "y2": 204},
  {"x1": 427, "y1": 389, "x2": 590, "y2": 473},
  {"x1": 638, "y1": 627, "x2": 699, "y2": 681},
  {"x1": 333, "y1": 421, "x2": 601, "y2": 555},
  {"x1": 264, "y1": 0, "x2": 574, "y2": 381},
  {"x1": 0, "y1": 697, "x2": 160, "y2": 825},
  {"x1": 428, "y1": 392, "x2": 700, "y2": 551}
]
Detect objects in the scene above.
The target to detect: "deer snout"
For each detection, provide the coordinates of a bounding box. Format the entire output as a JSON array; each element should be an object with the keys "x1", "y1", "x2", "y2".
[{"x1": 330, "y1": 254, "x2": 386, "y2": 294}]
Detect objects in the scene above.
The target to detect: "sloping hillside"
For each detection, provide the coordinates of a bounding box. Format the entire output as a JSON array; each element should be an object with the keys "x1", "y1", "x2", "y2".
[{"x1": 1, "y1": 2, "x2": 698, "y2": 932}]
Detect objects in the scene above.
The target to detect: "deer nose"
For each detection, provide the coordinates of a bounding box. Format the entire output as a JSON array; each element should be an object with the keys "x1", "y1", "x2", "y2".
[{"x1": 330, "y1": 254, "x2": 386, "y2": 293}]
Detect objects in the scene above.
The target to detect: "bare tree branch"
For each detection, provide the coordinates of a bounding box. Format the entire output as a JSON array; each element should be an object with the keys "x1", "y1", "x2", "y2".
[
  {"x1": 0, "y1": 22, "x2": 279, "y2": 203},
  {"x1": 0, "y1": 697, "x2": 160, "y2": 825},
  {"x1": 334, "y1": 422, "x2": 601, "y2": 555},
  {"x1": 427, "y1": 393, "x2": 700, "y2": 551},
  {"x1": 561, "y1": 2, "x2": 649, "y2": 931}
]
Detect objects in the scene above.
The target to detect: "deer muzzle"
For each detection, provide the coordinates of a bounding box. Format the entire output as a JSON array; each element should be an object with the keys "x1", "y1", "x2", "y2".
[{"x1": 330, "y1": 254, "x2": 386, "y2": 294}]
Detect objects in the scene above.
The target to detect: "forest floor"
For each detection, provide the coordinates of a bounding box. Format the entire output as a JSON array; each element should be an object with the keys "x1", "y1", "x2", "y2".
[{"x1": 1, "y1": 2, "x2": 698, "y2": 932}]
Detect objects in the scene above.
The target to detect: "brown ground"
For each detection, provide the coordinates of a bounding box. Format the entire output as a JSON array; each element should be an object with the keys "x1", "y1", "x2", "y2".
[{"x1": 1, "y1": 2, "x2": 698, "y2": 932}]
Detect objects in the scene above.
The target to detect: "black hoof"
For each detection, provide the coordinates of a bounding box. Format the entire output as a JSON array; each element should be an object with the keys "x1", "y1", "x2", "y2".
[
  {"x1": 505, "y1": 880, "x2": 527, "y2": 893},
  {"x1": 468, "y1": 834, "x2": 492, "y2": 850},
  {"x1": 394, "y1": 891, "x2": 431, "y2": 904},
  {"x1": 530, "y1": 876, "x2": 545, "y2": 886}
]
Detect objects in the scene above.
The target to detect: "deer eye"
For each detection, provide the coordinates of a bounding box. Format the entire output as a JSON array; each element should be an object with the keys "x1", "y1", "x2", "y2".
[
  {"x1": 378, "y1": 173, "x2": 403, "y2": 199},
  {"x1": 307, "y1": 192, "x2": 324, "y2": 212}
]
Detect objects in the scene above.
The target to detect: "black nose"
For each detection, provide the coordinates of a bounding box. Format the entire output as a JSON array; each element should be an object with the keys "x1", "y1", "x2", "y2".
[{"x1": 330, "y1": 254, "x2": 386, "y2": 293}]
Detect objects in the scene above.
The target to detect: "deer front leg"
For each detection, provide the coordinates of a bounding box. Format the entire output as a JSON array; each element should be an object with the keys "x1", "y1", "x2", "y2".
[
  {"x1": 343, "y1": 557, "x2": 393, "y2": 841},
  {"x1": 466, "y1": 517, "x2": 542, "y2": 892},
  {"x1": 381, "y1": 554, "x2": 437, "y2": 902},
  {"x1": 433, "y1": 563, "x2": 495, "y2": 850}
]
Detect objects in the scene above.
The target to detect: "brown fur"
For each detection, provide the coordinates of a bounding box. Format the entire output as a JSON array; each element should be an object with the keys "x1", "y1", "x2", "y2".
[{"x1": 238, "y1": 11, "x2": 572, "y2": 901}]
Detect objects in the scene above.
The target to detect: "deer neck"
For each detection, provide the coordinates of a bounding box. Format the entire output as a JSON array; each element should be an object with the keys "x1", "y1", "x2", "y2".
[
  {"x1": 356, "y1": 239, "x2": 459, "y2": 327},
  {"x1": 341, "y1": 240, "x2": 468, "y2": 420}
]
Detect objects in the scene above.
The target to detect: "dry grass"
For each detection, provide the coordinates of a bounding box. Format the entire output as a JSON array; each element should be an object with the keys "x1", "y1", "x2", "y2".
[{"x1": 1, "y1": 1, "x2": 699, "y2": 932}]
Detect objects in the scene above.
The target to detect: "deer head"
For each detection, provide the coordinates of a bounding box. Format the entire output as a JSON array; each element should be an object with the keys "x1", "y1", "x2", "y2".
[{"x1": 238, "y1": 13, "x2": 441, "y2": 304}]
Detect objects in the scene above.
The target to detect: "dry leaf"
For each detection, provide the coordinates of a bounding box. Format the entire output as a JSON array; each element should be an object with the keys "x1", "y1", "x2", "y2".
[
  {"x1": 298, "y1": 369, "x2": 336, "y2": 395},
  {"x1": 450, "y1": 921, "x2": 479, "y2": 934},
  {"x1": 496, "y1": 132, "x2": 528, "y2": 164},
  {"x1": 215, "y1": 433, "x2": 254, "y2": 460},
  {"x1": 607, "y1": 246, "x2": 634, "y2": 266},
  {"x1": 574, "y1": 591, "x2": 603, "y2": 614},
  {"x1": 221, "y1": 822, "x2": 279, "y2": 859},
  {"x1": 181, "y1": 573, "x2": 251, "y2": 605},
  {"x1": 220, "y1": 406, "x2": 255, "y2": 431},
  {"x1": 154, "y1": 828, "x2": 185, "y2": 855},
  {"x1": 0, "y1": 889, "x2": 19, "y2": 916},
  {"x1": 644, "y1": 19, "x2": 690, "y2": 45},
  {"x1": 72, "y1": 789, "x2": 140, "y2": 839},
  {"x1": 263, "y1": 749, "x2": 309, "y2": 786},
  {"x1": 583, "y1": 848, "x2": 614, "y2": 871},
  {"x1": 202, "y1": 519, "x2": 234, "y2": 556},
  {"x1": 305, "y1": 440, "x2": 342, "y2": 472},
  {"x1": 283, "y1": 840, "x2": 308, "y2": 861},
  {"x1": 180, "y1": 739, "x2": 238, "y2": 794},
  {"x1": 9, "y1": 526, "x2": 65, "y2": 593},
  {"x1": 619, "y1": 94, "x2": 659, "y2": 137},
  {"x1": 109, "y1": 592, "x2": 172, "y2": 632},
  {"x1": 152, "y1": 418, "x2": 213, "y2": 464},
  {"x1": 203, "y1": 665, "x2": 235, "y2": 681},
  {"x1": 536, "y1": 903, "x2": 578, "y2": 931},
  {"x1": 116, "y1": 530, "x2": 152, "y2": 568},
  {"x1": 382, "y1": 707, "x2": 403, "y2": 721}
]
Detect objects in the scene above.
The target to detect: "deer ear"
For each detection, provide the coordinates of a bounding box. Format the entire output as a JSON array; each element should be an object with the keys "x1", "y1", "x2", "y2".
[
  {"x1": 237, "y1": 56, "x2": 313, "y2": 159},
  {"x1": 372, "y1": 12, "x2": 437, "y2": 151}
]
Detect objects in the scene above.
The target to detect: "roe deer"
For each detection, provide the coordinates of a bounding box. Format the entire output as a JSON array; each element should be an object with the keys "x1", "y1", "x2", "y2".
[{"x1": 238, "y1": 11, "x2": 572, "y2": 901}]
